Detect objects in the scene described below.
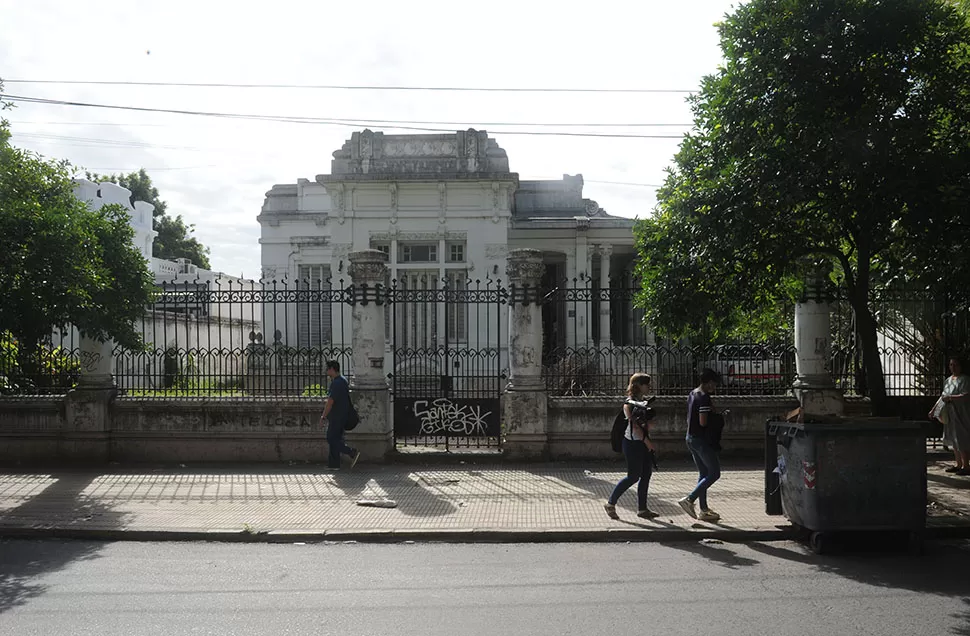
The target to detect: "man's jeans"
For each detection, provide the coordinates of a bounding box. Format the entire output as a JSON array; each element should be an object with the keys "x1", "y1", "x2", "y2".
[
  {"x1": 686, "y1": 435, "x2": 721, "y2": 510},
  {"x1": 326, "y1": 419, "x2": 356, "y2": 468}
]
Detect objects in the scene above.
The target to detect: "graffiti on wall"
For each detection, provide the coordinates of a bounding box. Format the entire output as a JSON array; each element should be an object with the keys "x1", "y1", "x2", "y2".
[{"x1": 394, "y1": 397, "x2": 500, "y2": 438}]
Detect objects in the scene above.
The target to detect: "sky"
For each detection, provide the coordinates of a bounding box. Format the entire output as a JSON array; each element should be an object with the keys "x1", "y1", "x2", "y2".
[{"x1": 0, "y1": 0, "x2": 739, "y2": 280}]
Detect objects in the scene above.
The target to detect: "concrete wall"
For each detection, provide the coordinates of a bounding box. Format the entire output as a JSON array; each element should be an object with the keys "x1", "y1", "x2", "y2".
[
  {"x1": 0, "y1": 393, "x2": 874, "y2": 464},
  {"x1": 0, "y1": 397, "x2": 65, "y2": 461},
  {"x1": 0, "y1": 396, "x2": 387, "y2": 464},
  {"x1": 546, "y1": 396, "x2": 874, "y2": 459}
]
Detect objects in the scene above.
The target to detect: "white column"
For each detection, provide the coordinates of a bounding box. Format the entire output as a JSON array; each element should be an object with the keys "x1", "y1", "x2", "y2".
[
  {"x1": 506, "y1": 249, "x2": 545, "y2": 391},
  {"x1": 564, "y1": 249, "x2": 577, "y2": 348},
  {"x1": 597, "y1": 244, "x2": 612, "y2": 346},
  {"x1": 574, "y1": 231, "x2": 591, "y2": 347},
  {"x1": 348, "y1": 250, "x2": 389, "y2": 390},
  {"x1": 793, "y1": 300, "x2": 833, "y2": 389},
  {"x1": 78, "y1": 335, "x2": 115, "y2": 388},
  {"x1": 792, "y1": 265, "x2": 844, "y2": 416},
  {"x1": 504, "y1": 249, "x2": 548, "y2": 459},
  {"x1": 347, "y1": 249, "x2": 393, "y2": 459}
]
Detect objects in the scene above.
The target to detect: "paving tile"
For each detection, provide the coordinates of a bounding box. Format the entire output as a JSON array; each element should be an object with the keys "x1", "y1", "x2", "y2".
[{"x1": 0, "y1": 460, "x2": 963, "y2": 537}]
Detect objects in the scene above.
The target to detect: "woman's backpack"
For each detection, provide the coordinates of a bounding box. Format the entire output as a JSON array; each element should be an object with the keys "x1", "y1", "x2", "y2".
[
  {"x1": 610, "y1": 399, "x2": 656, "y2": 453},
  {"x1": 610, "y1": 410, "x2": 627, "y2": 453}
]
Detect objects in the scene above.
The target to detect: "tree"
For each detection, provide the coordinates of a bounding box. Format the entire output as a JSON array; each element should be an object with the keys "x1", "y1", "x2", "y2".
[
  {"x1": 0, "y1": 85, "x2": 155, "y2": 377},
  {"x1": 635, "y1": 0, "x2": 970, "y2": 415},
  {"x1": 87, "y1": 168, "x2": 211, "y2": 269},
  {"x1": 154, "y1": 213, "x2": 211, "y2": 269}
]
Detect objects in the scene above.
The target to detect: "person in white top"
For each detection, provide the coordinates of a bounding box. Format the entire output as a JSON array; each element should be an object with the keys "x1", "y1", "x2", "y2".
[
  {"x1": 930, "y1": 357, "x2": 970, "y2": 475},
  {"x1": 605, "y1": 373, "x2": 659, "y2": 520}
]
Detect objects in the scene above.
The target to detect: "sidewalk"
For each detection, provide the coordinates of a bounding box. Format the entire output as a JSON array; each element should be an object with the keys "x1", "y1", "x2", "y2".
[{"x1": 0, "y1": 459, "x2": 967, "y2": 543}]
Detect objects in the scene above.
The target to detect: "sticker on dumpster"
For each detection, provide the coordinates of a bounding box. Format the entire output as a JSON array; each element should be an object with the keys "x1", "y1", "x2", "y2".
[
  {"x1": 776, "y1": 456, "x2": 786, "y2": 476},
  {"x1": 803, "y1": 461, "x2": 817, "y2": 489}
]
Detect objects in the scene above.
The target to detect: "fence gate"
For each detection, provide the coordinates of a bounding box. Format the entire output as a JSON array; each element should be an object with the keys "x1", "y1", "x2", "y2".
[{"x1": 389, "y1": 275, "x2": 506, "y2": 450}]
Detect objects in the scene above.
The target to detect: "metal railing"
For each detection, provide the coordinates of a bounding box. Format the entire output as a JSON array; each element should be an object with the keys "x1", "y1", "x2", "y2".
[
  {"x1": 115, "y1": 278, "x2": 353, "y2": 398},
  {"x1": 832, "y1": 286, "x2": 970, "y2": 398},
  {"x1": 388, "y1": 275, "x2": 507, "y2": 450},
  {"x1": 541, "y1": 286, "x2": 796, "y2": 396},
  {"x1": 0, "y1": 330, "x2": 80, "y2": 395}
]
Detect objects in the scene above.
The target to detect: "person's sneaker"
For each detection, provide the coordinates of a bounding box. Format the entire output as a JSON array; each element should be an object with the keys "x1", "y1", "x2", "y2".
[
  {"x1": 350, "y1": 450, "x2": 362, "y2": 469},
  {"x1": 945, "y1": 466, "x2": 961, "y2": 473},
  {"x1": 699, "y1": 509, "x2": 721, "y2": 523},
  {"x1": 604, "y1": 503, "x2": 619, "y2": 520},
  {"x1": 678, "y1": 497, "x2": 697, "y2": 519},
  {"x1": 637, "y1": 509, "x2": 660, "y2": 519}
]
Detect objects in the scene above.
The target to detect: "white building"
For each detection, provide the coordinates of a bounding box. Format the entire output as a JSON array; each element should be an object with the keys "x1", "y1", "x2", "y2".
[
  {"x1": 71, "y1": 179, "x2": 261, "y2": 392},
  {"x1": 258, "y1": 129, "x2": 647, "y2": 389}
]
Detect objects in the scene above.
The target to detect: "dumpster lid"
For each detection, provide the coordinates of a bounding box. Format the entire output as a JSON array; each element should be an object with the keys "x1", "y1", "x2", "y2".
[{"x1": 768, "y1": 416, "x2": 922, "y2": 433}]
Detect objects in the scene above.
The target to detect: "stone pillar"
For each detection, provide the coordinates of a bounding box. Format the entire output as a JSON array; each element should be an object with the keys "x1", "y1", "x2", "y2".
[
  {"x1": 597, "y1": 245, "x2": 612, "y2": 346},
  {"x1": 347, "y1": 249, "x2": 393, "y2": 461},
  {"x1": 574, "y1": 225, "x2": 592, "y2": 347},
  {"x1": 62, "y1": 335, "x2": 116, "y2": 461},
  {"x1": 504, "y1": 249, "x2": 549, "y2": 459},
  {"x1": 792, "y1": 263, "x2": 844, "y2": 417}
]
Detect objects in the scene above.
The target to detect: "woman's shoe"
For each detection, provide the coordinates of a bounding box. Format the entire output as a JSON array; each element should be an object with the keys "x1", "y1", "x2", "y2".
[
  {"x1": 637, "y1": 509, "x2": 660, "y2": 519},
  {"x1": 957, "y1": 468, "x2": 970, "y2": 476},
  {"x1": 699, "y1": 509, "x2": 721, "y2": 523},
  {"x1": 604, "y1": 503, "x2": 619, "y2": 520},
  {"x1": 945, "y1": 466, "x2": 962, "y2": 473}
]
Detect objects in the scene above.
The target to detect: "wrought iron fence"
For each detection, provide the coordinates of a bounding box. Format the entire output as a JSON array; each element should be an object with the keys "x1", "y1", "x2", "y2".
[
  {"x1": 541, "y1": 285, "x2": 797, "y2": 396},
  {"x1": 0, "y1": 330, "x2": 80, "y2": 395},
  {"x1": 832, "y1": 287, "x2": 970, "y2": 398},
  {"x1": 113, "y1": 277, "x2": 354, "y2": 398},
  {"x1": 388, "y1": 275, "x2": 507, "y2": 450},
  {"x1": 6, "y1": 277, "x2": 967, "y2": 409}
]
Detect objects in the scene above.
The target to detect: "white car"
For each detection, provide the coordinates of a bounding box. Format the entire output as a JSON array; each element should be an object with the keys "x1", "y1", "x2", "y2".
[{"x1": 699, "y1": 344, "x2": 790, "y2": 390}]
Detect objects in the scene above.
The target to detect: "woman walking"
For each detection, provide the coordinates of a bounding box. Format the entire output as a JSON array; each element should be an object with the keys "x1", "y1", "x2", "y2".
[
  {"x1": 605, "y1": 373, "x2": 659, "y2": 520},
  {"x1": 930, "y1": 357, "x2": 970, "y2": 475}
]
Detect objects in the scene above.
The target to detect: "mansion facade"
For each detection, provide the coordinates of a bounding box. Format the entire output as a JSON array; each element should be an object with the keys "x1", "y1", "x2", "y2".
[{"x1": 258, "y1": 129, "x2": 649, "y2": 376}]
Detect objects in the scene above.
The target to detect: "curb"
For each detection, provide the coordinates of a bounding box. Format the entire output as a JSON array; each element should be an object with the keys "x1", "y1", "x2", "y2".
[
  {"x1": 0, "y1": 525, "x2": 801, "y2": 544},
  {"x1": 2, "y1": 524, "x2": 968, "y2": 545}
]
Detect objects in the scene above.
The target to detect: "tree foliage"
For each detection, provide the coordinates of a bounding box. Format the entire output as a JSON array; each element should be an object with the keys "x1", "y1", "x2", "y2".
[
  {"x1": 0, "y1": 86, "x2": 155, "y2": 363},
  {"x1": 635, "y1": 0, "x2": 970, "y2": 414},
  {"x1": 87, "y1": 168, "x2": 211, "y2": 269}
]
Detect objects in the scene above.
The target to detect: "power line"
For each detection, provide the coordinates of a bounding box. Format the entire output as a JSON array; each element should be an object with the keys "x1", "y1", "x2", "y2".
[
  {"x1": 1, "y1": 94, "x2": 688, "y2": 139},
  {"x1": 13, "y1": 134, "x2": 672, "y2": 184},
  {"x1": 9, "y1": 120, "x2": 172, "y2": 127},
  {"x1": 14, "y1": 131, "x2": 205, "y2": 151},
  {"x1": 587, "y1": 179, "x2": 663, "y2": 188},
  {"x1": 2, "y1": 78, "x2": 697, "y2": 94},
  {"x1": 77, "y1": 165, "x2": 217, "y2": 172},
  {"x1": 8, "y1": 118, "x2": 693, "y2": 129}
]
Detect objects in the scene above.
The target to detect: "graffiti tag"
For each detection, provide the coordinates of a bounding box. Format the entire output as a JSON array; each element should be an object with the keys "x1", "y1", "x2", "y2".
[{"x1": 412, "y1": 398, "x2": 493, "y2": 437}]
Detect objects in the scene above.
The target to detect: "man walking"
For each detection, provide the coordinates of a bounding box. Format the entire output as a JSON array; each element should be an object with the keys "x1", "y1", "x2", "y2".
[
  {"x1": 678, "y1": 368, "x2": 722, "y2": 522},
  {"x1": 321, "y1": 360, "x2": 360, "y2": 470}
]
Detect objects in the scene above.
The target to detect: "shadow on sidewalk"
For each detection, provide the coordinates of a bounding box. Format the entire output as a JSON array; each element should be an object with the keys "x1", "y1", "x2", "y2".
[
  {"x1": 329, "y1": 470, "x2": 458, "y2": 518},
  {"x1": 388, "y1": 472, "x2": 459, "y2": 518},
  {"x1": 0, "y1": 471, "x2": 127, "y2": 614},
  {"x1": 542, "y1": 459, "x2": 698, "y2": 520},
  {"x1": 929, "y1": 472, "x2": 970, "y2": 491}
]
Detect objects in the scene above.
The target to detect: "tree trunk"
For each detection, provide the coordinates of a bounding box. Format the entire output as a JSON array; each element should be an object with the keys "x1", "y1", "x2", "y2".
[{"x1": 852, "y1": 294, "x2": 888, "y2": 416}]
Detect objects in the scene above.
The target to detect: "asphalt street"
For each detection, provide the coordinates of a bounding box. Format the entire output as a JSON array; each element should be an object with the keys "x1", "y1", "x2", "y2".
[{"x1": 1, "y1": 538, "x2": 969, "y2": 635}]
